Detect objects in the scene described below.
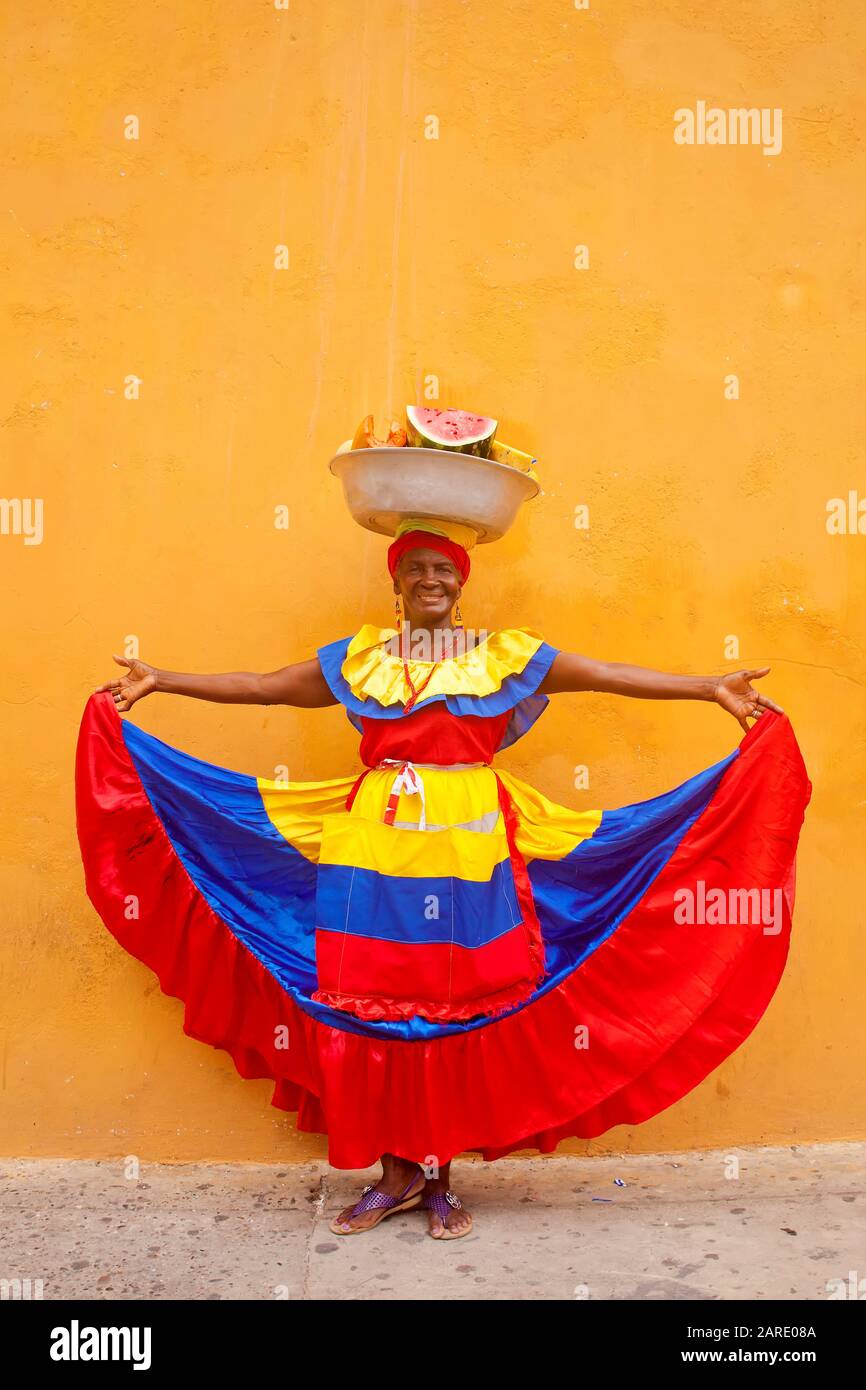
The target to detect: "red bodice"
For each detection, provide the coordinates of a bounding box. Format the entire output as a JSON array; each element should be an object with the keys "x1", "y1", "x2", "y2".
[{"x1": 358, "y1": 702, "x2": 510, "y2": 768}]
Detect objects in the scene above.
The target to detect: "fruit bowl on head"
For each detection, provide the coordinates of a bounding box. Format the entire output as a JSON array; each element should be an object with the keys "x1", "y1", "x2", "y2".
[{"x1": 328, "y1": 446, "x2": 540, "y2": 543}]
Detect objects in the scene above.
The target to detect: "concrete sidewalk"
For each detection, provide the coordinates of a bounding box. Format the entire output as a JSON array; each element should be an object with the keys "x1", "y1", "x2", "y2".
[{"x1": 2, "y1": 1143, "x2": 863, "y2": 1300}]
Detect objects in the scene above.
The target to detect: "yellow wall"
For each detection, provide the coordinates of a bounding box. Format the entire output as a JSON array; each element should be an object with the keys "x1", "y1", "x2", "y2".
[{"x1": 2, "y1": 1, "x2": 864, "y2": 1162}]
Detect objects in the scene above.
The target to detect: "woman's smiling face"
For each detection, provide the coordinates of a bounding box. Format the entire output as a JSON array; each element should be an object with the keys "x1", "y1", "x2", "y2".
[{"x1": 394, "y1": 546, "x2": 462, "y2": 626}]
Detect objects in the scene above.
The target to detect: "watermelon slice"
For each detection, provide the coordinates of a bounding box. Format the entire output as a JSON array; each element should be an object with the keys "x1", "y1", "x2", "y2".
[{"x1": 406, "y1": 406, "x2": 497, "y2": 457}]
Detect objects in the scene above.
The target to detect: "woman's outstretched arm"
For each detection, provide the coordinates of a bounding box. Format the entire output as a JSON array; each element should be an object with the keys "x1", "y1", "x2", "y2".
[
  {"x1": 538, "y1": 651, "x2": 784, "y2": 732},
  {"x1": 95, "y1": 654, "x2": 337, "y2": 713}
]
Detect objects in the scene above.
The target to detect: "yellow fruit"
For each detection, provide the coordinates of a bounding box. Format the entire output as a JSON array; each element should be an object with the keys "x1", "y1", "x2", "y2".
[
  {"x1": 488, "y1": 440, "x2": 538, "y2": 474},
  {"x1": 351, "y1": 415, "x2": 407, "y2": 449}
]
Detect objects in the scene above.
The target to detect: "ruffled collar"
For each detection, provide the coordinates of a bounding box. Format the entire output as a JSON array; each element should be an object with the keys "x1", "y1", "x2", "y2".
[{"x1": 341, "y1": 624, "x2": 546, "y2": 708}]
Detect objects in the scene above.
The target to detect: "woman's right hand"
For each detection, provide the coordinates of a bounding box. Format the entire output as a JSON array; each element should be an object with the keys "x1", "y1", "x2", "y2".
[{"x1": 95, "y1": 655, "x2": 159, "y2": 712}]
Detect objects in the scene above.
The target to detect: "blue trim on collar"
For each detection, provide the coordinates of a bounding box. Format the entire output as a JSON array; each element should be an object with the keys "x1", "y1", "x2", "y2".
[{"x1": 317, "y1": 635, "x2": 559, "y2": 747}]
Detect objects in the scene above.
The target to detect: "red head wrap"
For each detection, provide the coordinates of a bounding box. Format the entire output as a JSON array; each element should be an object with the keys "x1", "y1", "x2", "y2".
[{"x1": 387, "y1": 529, "x2": 471, "y2": 584}]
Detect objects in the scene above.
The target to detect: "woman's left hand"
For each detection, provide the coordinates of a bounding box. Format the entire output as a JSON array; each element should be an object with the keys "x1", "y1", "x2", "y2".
[{"x1": 713, "y1": 667, "x2": 785, "y2": 732}]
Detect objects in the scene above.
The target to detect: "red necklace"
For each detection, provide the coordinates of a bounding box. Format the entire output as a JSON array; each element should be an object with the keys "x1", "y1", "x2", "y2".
[{"x1": 399, "y1": 625, "x2": 453, "y2": 714}]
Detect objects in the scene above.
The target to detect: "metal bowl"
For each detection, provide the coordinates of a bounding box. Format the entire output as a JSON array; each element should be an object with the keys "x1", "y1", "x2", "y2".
[{"x1": 329, "y1": 446, "x2": 541, "y2": 543}]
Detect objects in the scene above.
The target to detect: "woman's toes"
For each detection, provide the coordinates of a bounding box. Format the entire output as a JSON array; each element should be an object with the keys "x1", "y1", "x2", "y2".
[{"x1": 332, "y1": 1204, "x2": 371, "y2": 1233}]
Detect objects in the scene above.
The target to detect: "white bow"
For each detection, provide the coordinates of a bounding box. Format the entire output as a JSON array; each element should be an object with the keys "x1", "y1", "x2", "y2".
[{"x1": 379, "y1": 758, "x2": 427, "y2": 830}]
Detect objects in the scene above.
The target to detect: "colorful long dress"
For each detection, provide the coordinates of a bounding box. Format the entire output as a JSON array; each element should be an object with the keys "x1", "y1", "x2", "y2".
[{"x1": 75, "y1": 625, "x2": 811, "y2": 1169}]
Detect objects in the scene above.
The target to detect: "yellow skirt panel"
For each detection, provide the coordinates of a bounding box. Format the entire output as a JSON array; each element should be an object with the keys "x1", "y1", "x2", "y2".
[{"x1": 258, "y1": 763, "x2": 603, "y2": 867}]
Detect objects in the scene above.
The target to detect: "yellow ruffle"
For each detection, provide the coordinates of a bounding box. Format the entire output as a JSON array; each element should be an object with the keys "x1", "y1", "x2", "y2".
[{"x1": 342, "y1": 625, "x2": 546, "y2": 707}]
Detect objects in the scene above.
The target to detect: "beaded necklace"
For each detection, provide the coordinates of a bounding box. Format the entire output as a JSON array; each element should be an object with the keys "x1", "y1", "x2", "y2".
[{"x1": 399, "y1": 624, "x2": 455, "y2": 714}]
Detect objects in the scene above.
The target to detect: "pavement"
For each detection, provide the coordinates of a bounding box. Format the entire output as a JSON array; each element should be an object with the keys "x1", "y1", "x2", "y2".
[{"x1": 1, "y1": 1143, "x2": 863, "y2": 1301}]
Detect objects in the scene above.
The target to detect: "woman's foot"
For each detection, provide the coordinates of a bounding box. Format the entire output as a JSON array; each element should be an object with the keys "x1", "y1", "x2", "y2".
[
  {"x1": 330, "y1": 1154, "x2": 424, "y2": 1235},
  {"x1": 422, "y1": 1177, "x2": 473, "y2": 1239}
]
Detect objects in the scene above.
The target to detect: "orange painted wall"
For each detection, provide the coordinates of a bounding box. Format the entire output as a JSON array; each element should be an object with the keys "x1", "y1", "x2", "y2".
[{"x1": 2, "y1": 1, "x2": 864, "y2": 1161}]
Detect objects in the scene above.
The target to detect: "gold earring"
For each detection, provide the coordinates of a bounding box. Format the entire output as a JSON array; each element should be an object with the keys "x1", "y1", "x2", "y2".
[
  {"x1": 394, "y1": 594, "x2": 403, "y2": 626},
  {"x1": 453, "y1": 597, "x2": 464, "y2": 629}
]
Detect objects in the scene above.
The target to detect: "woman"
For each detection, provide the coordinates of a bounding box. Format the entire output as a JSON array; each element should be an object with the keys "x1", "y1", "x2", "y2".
[{"x1": 76, "y1": 519, "x2": 811, "y2": 1242}]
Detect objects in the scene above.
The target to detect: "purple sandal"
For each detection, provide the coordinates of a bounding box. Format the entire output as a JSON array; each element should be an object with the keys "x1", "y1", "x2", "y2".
[
  {"x1": 421, "y1": 1188, "x2": 473, "y2": 1240},
  {"x1": 330, "y1": 1170, "x2": 424, "y2": 1235}
]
